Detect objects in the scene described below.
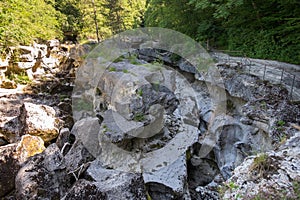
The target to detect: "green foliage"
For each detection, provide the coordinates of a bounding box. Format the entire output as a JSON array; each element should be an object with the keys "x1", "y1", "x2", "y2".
[
  {"x1": 59, "y1": 94, "x2": 69, "y2": 101},
  {"x1": 277, "y1": 120, "x2": 286, "y2": 127},
  {"x1": 218, "y1": 181, "x2": 241, "y2": 199},
  {"x1": 113, "y1": 56, "x2": 125, "y2": 63},
  {"x1": 133, "y1": 112, "x2": 145, "y2": 122},
  {"x1": 146, "y1": 192, "x2": 152, "y2": 200},
  {"x1": 145, "y1": 0, "x2": 300, "y2": 64},
  {"x1": 136, "y1": 88, "x2": 143, "y2": 96},
  {"x1": 145, "y1": 0, "x2": 200, "y2": 38},
  {"x1": 0, "y1": 0, "x2": 62, "y2": 47},
  {"x1": 0, "y1": 0, "x2": 146, "y2": 52},
  {"x1": 122, "y1": 69, "x2": 129, "y2": 73},
  {"x1": 226, "y1": 99, "x2": 235, "y2": 113},
  {"x1": 228, "y1": 181, "x2": 239, "y2": 190},
  {"x1": 78, "y1": 0, "x2": 146, "y2": 40},
  {"x1": 108, "y1": 67, "x2": 116, "y2": 72},
  {"x1": 54, "y1": 0, "x2": 83, "y2": 41},
  {"x1": 293, "y1": 181, "x2": 300, "y2": 199},
  {"x1": 126, "y1": 54, "x2": 137, "y2": 64},
  {"x1": 275, "y1": 120, "x2": 286, "y2": 134},
  {"x1": 249, "y1": 153, "x2": 277, "y2": 179},
  {"x1": 7, "y1": 71, "x2": 31, "y2": 85}
]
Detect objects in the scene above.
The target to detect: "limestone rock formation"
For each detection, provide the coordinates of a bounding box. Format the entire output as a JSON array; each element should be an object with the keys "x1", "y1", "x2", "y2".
[
  {"x1": 0, "y1": 135, "x2": 45, "y2": 197},
  {"x1": 19, "y1": 102, "x2": 59, "y2": 142},
  {"x1": 0, "y1": 42, "x2": 299, "y2": 200},
  {"x1": 84, "y1": 159, "x2": 147, "y2": 200},
  {"x1": 15, "y1": 144, "x2": 70, "y2": 199},
  {"x1": 222, "y1": 132, "x2": 300, "y2": 199}
]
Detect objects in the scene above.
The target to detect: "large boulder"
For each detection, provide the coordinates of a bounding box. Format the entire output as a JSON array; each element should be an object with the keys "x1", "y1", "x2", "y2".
[
  {"x1": 84, "y1": 159, "x2": 147, "y2": 200},
  {"x1": 16, "y1": 134, "x2": 45, "y2": 163},
  {"x1": 70, "y1": 117, "x2": 101, "y2": 157},
  {"x1": 62, "y1": 179, "x2": 107, "y2": 200},
  {"x1": 143, "y1": 155, "x2": 190, "y2": 200},
  {"x1": 206, "y1": 115, "x2": 272, "y2": 180},
  {"x1": 15, "y1": 144, "x2": 71, "y2": 199},
  {"x1": 63, "y1": 139, "x2": 95, "y2": 174},
  {"x1": 19, "y1": 102, "x2": 59, "y2": 142},
  {"x1": 0, "y1": 143, "x2": 19, "y2": 197},
  {"x1": 0, "y1": 134, "x2": 45, "y2": 197}
]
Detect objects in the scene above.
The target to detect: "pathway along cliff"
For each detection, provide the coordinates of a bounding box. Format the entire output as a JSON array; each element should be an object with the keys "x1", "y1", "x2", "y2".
[{"x1": 0, "y1": 39, "x2": 299, "y2": 200}]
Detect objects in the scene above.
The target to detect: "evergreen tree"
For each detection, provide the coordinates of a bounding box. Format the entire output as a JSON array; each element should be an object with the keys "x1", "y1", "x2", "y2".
[
  {"x1": 54, "y1": 0, "x2": 83, "y2": 42},
  {"x1": 0, "y1": 0, "x2": 61, "y2": 48},
  {"x1": 145, "y1": 0, "x2": 300, "y2": 64}
]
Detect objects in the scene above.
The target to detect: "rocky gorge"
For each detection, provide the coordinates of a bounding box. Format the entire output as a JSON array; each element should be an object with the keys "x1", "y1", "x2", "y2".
[{"x1": 0, "y1": 34, "x2": 299, "y2": 200}]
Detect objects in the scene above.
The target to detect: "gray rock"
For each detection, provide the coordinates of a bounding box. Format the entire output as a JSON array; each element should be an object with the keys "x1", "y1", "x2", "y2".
[
  {"x1": 63, "y1": 139, "x2": 95, "y2": 175},
  {"x1": 240, "y1": 117, "x2": 253, "y2": 125},
  {"x1": 0, "y1": 144, "x2": 19, "y2": 197},
  {"x1": 0, "y1": 117, "x2": 22, "y2": 144},
  {"x1": 85, "y1": 159, "x2": 146, "y2": 200},
  {"x1": 188, "y1": 156, "x2": 219, "y2": 188},
  {"x1": 177, "y1": 59, "x2": 197, "y2": 74},
  {"x1": 56, "y1": 128, "x2": 70, "y2": 150},
  {"x1": 15, "y1": 144, "x2": 70, "y2": 199},
  {"x1": 143, "y1": 155, "x2": 190, "y2": 199},
  {"x1": 223, "y1": 133, "x2": 300, "y2": 199},
  {"x1": 198, "y1": 115, "x2": 261, "y2": 180},
  {"x1": 19, "y1": 103, "x2": 59, "y2": 142},
  {"x1": 62, "y1": 179, "x2": 107, "y2": 200},
  {"x1": 192, "y1": 186, "x2": 219, "y2": 200},
  {"x1": 15, "y1": 134, "x2": 45, "y2": 164},
  {"x1": 0, "y1": 135, "x2": 8, "y2": 146},
  {"x1": 71, "y1": 117, "x2": 101, "y2": 157},
  {"x1": 224, "y1": 74, "x2": 259, "y2": 101},
  {"x1": 0, "y1": 135, "x2": 46, "y2": 198}
]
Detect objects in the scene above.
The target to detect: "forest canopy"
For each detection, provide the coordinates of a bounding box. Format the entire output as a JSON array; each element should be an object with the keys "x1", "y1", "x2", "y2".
[
  {"x1": 0, "y1": 0, "x2": 146, "y2": 46},
  {"x1": 0, "y1": 0, "x2": 299, "y2": 64},
  {"x1": 145, "y1": 0, "x2": 300, "y2": 64}
]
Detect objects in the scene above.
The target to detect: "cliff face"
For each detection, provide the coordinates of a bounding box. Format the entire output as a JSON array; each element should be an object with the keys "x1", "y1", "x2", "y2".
[{"x1": 0, "y1": 39, "x2": 299, "y2": 199}]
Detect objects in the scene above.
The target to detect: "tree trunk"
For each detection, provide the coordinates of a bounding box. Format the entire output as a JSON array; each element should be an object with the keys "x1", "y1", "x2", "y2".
[{"x1": 91, "y1": 0, "x2": 100, "y2": 43}]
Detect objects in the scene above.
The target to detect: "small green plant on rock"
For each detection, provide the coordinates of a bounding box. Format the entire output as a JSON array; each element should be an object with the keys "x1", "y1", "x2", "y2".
[
  {"x1": 249, "y1": 153, "x2": 276, "y2": 179},
  {"x1": 275, "y1": 120, "x2": 286, "y2": 134},
  {"x1": 133, "y1": 112, "x2": 145, "y2": 122},
  {"x1": 113, "y1": 56, "x2": 125, "y2": 63},
  {"x1": 136, "y1": 89, "x2": 143, "y2": 97},
  {"x1": 59, "y1": 94, "x2": 69, "y2": 102},
  {"x1": 226, "y1": 99, "x2": 235, "y2": 113},
  {"x1": 293, "y1": 181, "x2": 300, "y2": 199},
  {"x1": 170, "y1": 53, "x2": 181, "y2": 62},
  {"x1": 218, "y1": 181, "x2": 241, "y2": 199},
  {"x1": 228, "y1": 181, "x2": 239, "y2": 190},
  {"x1": 122, "y1": 69, "x2": 129, "y2": 73},
  {"x1": 277, "y1": 120, "x2": 285, "y2": 127},
  {"x1": 260, "y1": 101, "x2": 267, "y2": 110},
  {"x1": 73, "y1": 99, "x2": 93, "y2": 111},
  {"x1": 7, "y1": 71, "x2": 31, "y2": 85},
  {"x1": 108, "y1": 67, "x2": 116, "y2": 72},
  {"x1": 129, "y1": 55, "x2": 139, "y2": 65},
  {"x1": 102, "y1": 124, "x2": 108, "y2": 133}
]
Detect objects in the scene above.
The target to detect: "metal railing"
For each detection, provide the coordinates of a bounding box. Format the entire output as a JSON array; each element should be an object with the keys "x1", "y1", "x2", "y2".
[{"x1": 211, "y1": 50, "x2": 299, "y2": 100}]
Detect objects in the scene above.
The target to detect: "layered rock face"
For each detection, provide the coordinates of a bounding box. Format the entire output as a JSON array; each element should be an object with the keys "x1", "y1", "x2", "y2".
[
  {"x1": 69, "y1": 44, "x2": 299, "y2": 199},
  {"x1": 222, "y1": 132, "x2": 300, "y2": 199},
  {"x1": 0, "y1": 37, "x2": 299, "y2": 200}
]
